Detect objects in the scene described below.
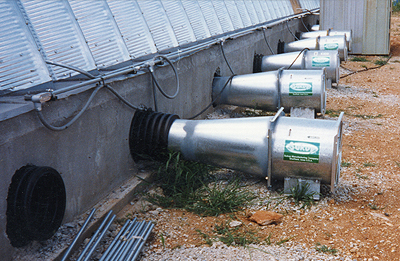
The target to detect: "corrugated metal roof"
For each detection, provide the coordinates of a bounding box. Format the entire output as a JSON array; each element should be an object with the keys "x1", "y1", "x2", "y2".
[
  {"x1": 106, "y1": 0, "x2": 157, "y2": 58},
  {"x1": 0, "y1": 1, "x2": 51, "y2": 92},
  {"x1": 0, "y1": 0, "x2": 320, "y2": 94},
  {"x1": 181, "y1": 1, "x2": 212, "y2": 41},
  {"x1": 20, "y1": 0, "x2": 96, "y2": 80}
]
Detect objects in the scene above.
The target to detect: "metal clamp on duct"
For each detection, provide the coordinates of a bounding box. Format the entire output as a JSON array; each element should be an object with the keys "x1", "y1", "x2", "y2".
[
  {"x1": 299, "y1": 29, "x2": 353, "y2": 52},
  {"x1": 254, "y1": 50, "x2": 340, "y2": 84},
  {"x1": 278, "y1": 35, "x2": 348, "y2": 61},
  {"x1": 212, "y1": 69, "x2": 326, "y2": 115},
  {"x1": 129, "y1": 109, "x2": 344, "y2": 192}
]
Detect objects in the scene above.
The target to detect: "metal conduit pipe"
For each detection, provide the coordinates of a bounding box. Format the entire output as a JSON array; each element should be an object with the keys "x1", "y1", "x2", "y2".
[
  {"x1": 129, "y1": 109, "x2": 344, "y2": 192},
  {"x1": 279, "y1": 35, "x2": 348, "y2": 62},
  {"x1": 254, "y1": 50, "x2": 340, "y2": 84},
  {"x1": 99, "y1": 219, "x2": 135, "y2": 261},
  {"x1": 299, "y1": 29, "x2": 353, "y2": 52},
  {"x1": 212, "y1": 69, "x2": 327, "y2": 114}
]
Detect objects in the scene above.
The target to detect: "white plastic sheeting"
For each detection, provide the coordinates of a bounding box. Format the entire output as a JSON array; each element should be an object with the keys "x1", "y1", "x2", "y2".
[{"x1": 0, "y1": 0, "x2": 319, "y2": 93}]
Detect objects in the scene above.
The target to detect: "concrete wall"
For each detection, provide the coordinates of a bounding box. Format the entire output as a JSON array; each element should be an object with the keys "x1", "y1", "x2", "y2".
[{"x1": 0, "y1": 16, "x2": 317, "y2": 260}]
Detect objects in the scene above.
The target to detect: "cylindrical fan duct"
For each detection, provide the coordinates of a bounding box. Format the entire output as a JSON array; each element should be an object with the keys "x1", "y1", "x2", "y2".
[
  {"x1": 212, "y1": 69, "x2": 326, "y2": 114},
  {"x1": 300, "y1": 29, "x2": 353, "y2": 52},
  {"x1": 254, "y1": 50, "x2": 340, "y2": 84},
  {"x1": 129, "y1": 110, "x2": 344, "y2": 191},
  {"x1": 311, "y1": 24, "x2": 320, "y2": 31},
  {"x1": 281, "y1": 35, "x2": 348, "y2": 61}
]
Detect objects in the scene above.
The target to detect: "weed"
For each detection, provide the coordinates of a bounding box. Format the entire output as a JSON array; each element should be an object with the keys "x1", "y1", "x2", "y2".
[
  {"x1": 213, "y1": 221, "x2": 260, "y2": 246},
  {"x1": 146, "y1": 151, "x2": 212, "y2": 209},
  {"x1": 353, "y1": 113, "x2": 383, "y2": 119},
  {"x1": 276, "y1": 236, "x2": 295, "y2": 246},
  {"x1": 355, "y1": 168, "x2": 362, "y2": 173},
  {"x1": 188, "y1": 179, "x2": 257, "y2": 216},
  {"x1": 315, "y1": 243, "x2": 338, "y2": 255},
  {"x1": 363, "y1": 162, "x2": 376, "y2": 167},
  {"x1": 325, "y1": 109, "x2": 341, "y2": 117},
  {"x1": 341, "y1": 162, "x2": 352, "y2": 167},
  {"x1": 196, "y1": 229, "x2": 213, "y2": 246},
  {"x1": 368, "y1": 204, "x2": 379, "y2": 210},
  {"x1": 265, "y1": 232, "x2": 272, "y2": 245},
  {"x1": 374, "y1": 59, "x2": 387, "y2": 66},
  {"x1": 288, "y1": 182, "x2": 319, "y2": 209},
  {"x1": 372, "y1": 92, "x2": 379, "y2": 98},
  {"x1": 361, "y1": 64, "x2": 367, "y2": 68},
  {"x1": 147, "y1": 151, "x2": 256, "y2": 217},
  {"x1": 356, "y1": 173, "x2": 369, "y2": 180},
  {"x1": 395, "y1": 161, "x2": 400, "y2": 167},
  {"x1": 350, "y1": 56, "x2": 369, "y2": 62},
  {"x1": 160, "y1": 233, "x2": 166, "y2": 248}
]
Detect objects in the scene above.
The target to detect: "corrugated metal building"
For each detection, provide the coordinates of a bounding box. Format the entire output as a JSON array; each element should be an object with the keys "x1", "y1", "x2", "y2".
[
  {"x1": 320, "y1": 0, "x2": 391, "y2": 55},
  {"x1": 0, "y1": 1, "x2": 319, "y2": 259}
]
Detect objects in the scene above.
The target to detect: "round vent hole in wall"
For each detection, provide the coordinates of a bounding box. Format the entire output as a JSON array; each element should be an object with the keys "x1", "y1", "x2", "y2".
[{"x1": 6, "y1": 165, "x2": 66, "y2": 247}]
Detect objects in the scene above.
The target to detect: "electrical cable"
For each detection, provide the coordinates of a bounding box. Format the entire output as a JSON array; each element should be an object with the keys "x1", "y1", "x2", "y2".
[
  {"x1": 262, "y1": 28, "x2": 275, "y2": 54},
  {"x1": 300, "y1": 16, "x2": 310, "y2": 32},
  {"x1": 287, "y1": 48, "x2": 309, "y2": 69},
  {"x1": 35, "y1": 85, "x2": 103, "y2": 131},
  {"x1": 187, "y1": 74, "x2": 235, "y2": 119},
  {"x1": 340, "y1": 54, "x2": 392, "y2": 79},
  {"x1": 35, "y1": 62, "x2": 142, "y2": 131},
  {"x1": 220, "y1": 41, "x2": 235, "y2": 75},
  {"x1": 286, "y1": 20, "x2": 299, "y2": 41},
  {"x1": 149, "y1": 55, "x2": 180, "y2": 99},
  {"x1": 45, "y1": 60, "x2": 96, "y2": 79},
  {"x1": 104, "y1": 84, "x2": 139, "y2": 110}
]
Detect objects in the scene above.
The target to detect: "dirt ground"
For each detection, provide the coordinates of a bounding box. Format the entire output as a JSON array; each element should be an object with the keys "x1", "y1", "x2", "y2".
[{"x1": 117, "y1": 15, "x2": 400, "y2": 260}]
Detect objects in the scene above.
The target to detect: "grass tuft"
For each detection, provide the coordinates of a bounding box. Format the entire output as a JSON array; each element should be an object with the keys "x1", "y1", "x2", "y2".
[
  {"x1": 341, "y1": 162, "x2": 352, "y2": 167},
  {"x1": 214, "y1": 221, "x2": 260, "y2": 246},
  {"x1": 350, "y1": 56, "x2": 369, "y2": 62},
  {"x1": 188, "y1": 179, "x2": 257, "y2": 216},
  {"x1": 315, "y1": 243, "x2": 338, "y2": 255},
  {"x1": 374, "y1": 59, "x2": 387, "y2": 66},
  {"x1": 288, "y1": 182, "x2": 319, "y2": 209},
  {"x1": 147, "y1": 151, "x2": 256, "y2": 217}
]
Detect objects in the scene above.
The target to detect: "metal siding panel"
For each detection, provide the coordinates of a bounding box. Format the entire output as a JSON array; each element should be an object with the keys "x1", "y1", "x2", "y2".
[
  {"x1": 270, "y1": 1, "x2": 282, "y2": 18},
  {"x1": 211, "y1": 0, "x2": 234, "y2": 32},
  {"x1": 320, "y1": 0, "x2": 364, "y2": 54},
  {"x1": 21, "y1": 0, "x2": 96, "y2": 80},
  {"x1": 266, "y1": 2, "x2": 278, "y2": 19},
  {"x1": 181, "y1": 0, "x2": 211, "y2": 40},
  {"x1": 251, "y1": 0, "x2": 266, "y2": 22},
  {"x1": 136, "y1": 0, "x2": 179, "y2": 51},
  {"x1": 279, "y1": 0, "x2": 290, "y2": 16},
  {"x1": 68, "y1": 0, "x2": 130, "y2": 68},
  {"x1": 259, "y1": 1, "x2": 273, "y2": 21},
  {"x1": 363, "y1": 0, "x2": 390, "y2": 54},
  {"x1": 243, "y1": 1, "x2": 260, "y2": 24},
  {"x1": 197, "y1": 0, "x2": 224, "y2": 36},
  {"x1": 234, "y1": 0, "x2": 253, "y2": 27},
  {"x1": 107, "y1": 0, "x2": 156, "y2": 58},
  {"x1": 223, "y1": 0, "x2": 244, "y2": 29},
  {"x1": 0, "y1": 1, "x2": 51, "y2": 91},
  {"x1": 162, "y1": 0, "x2": 197, "y2": 45}
]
